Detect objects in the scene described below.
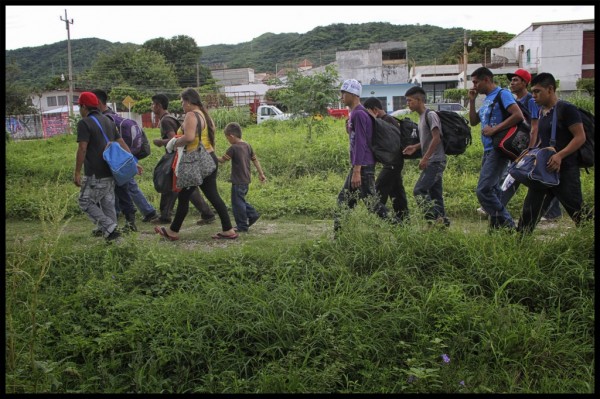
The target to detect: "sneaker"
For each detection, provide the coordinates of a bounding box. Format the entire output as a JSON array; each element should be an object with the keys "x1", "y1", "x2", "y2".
[
  {"x1": 122, "y1": 221, "x2": 137, "y2": 233},
  {"x1": 153, "y1": 217, "x2": 171, "y2": 224},
  {"x1": 477, "y1": 207, "x2": 488, "y2": 216},
  {"x1": 142, "y1": 211, "x2": 159, "y2": 223},
  {"x1": 105, "y1": 229, "x2": 121, "y2": 242},
  {"x1": 196, "y1": 216, "x2": 216, "y2": 226},
  {"x1": 248, "y1": 214, "x2": 260, "y2": 227}
]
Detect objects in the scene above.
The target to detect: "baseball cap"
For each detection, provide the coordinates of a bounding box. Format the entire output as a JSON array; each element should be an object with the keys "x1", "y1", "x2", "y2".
[
  {"x1": 340, "y1": 79, "x2": 362, "y2": 97},
  {"x1": 77, "y1": 92, "x2": 99, "y2": 107},
  {"x1": 507, "y1": 69, "x2": 531, "y2": 84}
]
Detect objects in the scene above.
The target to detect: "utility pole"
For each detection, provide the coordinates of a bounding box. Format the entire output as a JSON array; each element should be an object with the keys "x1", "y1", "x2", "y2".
[
  {"x1": 463, "y1": 30, "x2": 472, "y2": 90},
  {"x1": 60, "y1": 9, "x2": 74, "y2": 119}
]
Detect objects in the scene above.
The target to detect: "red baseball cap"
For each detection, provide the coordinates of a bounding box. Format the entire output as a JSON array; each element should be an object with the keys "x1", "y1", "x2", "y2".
[
  {"x1": 507, "y1": 69, "x2": 531, "y2": 84},
  {"x1": 77, "y1": 92, "x2": 99, "y2": 107}
]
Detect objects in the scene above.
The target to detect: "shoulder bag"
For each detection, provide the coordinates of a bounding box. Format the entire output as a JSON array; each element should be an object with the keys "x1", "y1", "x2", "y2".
[
  {"x1": 175, "y1": 112, "x2": 217, "y2": 189},
  {"x1": 90, "y1": 115, "x2": 138, "y2": 186},
  {"x1": 507, "y1": 107, "x2": 560, "y2": 190},
  {"x1": 490, "y1": 90, "x2": 531, "y2": 160}
]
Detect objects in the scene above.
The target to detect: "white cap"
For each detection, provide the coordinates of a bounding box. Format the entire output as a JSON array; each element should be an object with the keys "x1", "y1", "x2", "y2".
[{"x1": 340, "y1": 79, "x2": 362, "y2": 97}]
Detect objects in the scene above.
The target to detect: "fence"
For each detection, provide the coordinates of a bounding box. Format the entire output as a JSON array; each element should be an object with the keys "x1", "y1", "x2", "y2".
[{"x1": 6, "y1": 113, "x2": 73, "y2": 140}]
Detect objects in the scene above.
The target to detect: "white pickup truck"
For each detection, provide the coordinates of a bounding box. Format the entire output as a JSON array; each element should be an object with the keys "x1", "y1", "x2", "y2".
[{"x1": 256, "y1": 104, "x2": 292, "y2": 124}]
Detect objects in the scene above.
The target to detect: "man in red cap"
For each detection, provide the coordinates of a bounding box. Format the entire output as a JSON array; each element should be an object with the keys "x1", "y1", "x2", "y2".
[
  {"x1": 501, "y1": 68, "x2": 562, "y2": 221},
  {"x1": 73, "y1": 91, "x2": 139, "y2": 242}
]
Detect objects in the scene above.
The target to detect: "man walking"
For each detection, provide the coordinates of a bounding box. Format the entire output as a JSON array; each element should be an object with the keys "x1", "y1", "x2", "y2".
[
  {"x1": 468, "y1": 67, "x2": 524, "y2": 231},
  {"x1": 363, "y1": 97, "x2": 409, "y2": 224},
  {"x1": 73, "y1": 92, "x2": 136, "y2": 242},
  {"x1": 334, "y1": 79, "x2": 388, "y2": 233}
]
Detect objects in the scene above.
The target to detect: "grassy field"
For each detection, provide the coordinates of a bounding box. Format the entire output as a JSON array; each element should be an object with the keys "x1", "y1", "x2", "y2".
[{"x1": 5, "y1": 114, "x2": 595, "y2": 393}]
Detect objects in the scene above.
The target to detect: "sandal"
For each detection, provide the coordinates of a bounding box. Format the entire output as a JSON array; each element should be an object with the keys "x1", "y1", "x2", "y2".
[
  {"x1": 211, "y1": 232, "x2": 239, "y2": 240},
  {"x1": 154, "y1": 226, "x2": 179, "y2": 241}
]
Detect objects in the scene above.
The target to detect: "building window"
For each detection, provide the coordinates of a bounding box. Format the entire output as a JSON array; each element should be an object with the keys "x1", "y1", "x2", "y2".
[
  {"x1": 526, "y1": 49, "x2": 531, "y2": 64},
  {"x1": 392, "y1": 96, "x2": 405, "y2": 111},
  {"x1": 47, "y1": 96, "x2": 57, "y2": 107},
  {"x1": 58, "y1": 96, "x2": 68, "y2": 106}
]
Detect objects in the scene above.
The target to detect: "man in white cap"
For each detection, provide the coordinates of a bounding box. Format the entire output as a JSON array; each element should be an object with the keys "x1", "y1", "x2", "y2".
[{"x1": 334, "y1": 79, "x2": 389, "y2": 234}]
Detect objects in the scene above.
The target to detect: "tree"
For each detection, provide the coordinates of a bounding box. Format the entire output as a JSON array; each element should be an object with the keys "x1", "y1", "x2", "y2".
[
  {"x1": 77, "y1": 45, "x2": 180, "y2": 98},
  {"x1": 276, "y1": 64, "x2": 341, "y2": 140},
  {"x1": 576, "y1": 78, "x2": 595, "y2": 96},
  {"x1": 5, "y1": 61, "x2": 36, "y2": 115},
  {"x1": 143, "y1": 35, "x2": 212, "y2": 88}
]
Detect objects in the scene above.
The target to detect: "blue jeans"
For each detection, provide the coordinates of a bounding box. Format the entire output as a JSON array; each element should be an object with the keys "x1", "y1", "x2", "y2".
[
  {"x1": 114, "y1": 181, "x2": 136, "y2": 217},
  {"x1": 477, "y1": 149, "x2": 514, "y2": 229},
  {"x1": 231, "y1": 183, "x2": 260, "y2": 232},
  {"x1": 79, "y1": 175, "x2": 118, "y2": 237},
  {"x1": 335, "y1": 164, "x2": 388, "y2": 231},
  {"x1": 413, "y1": 160, "x2": 447, "y2": 221},
  {"x1": 126, "y1": 177, "x2": 156, "y2": 217}
]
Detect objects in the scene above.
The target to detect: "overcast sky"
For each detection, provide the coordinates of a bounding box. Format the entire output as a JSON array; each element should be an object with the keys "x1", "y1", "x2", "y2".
[{"x1": 5, "y1": 5, "x2": 595, "y2": 51}]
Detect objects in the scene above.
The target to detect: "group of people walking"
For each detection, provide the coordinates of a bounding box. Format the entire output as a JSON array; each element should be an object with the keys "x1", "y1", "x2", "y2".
[
  {"x1": 335, "y1": 68, "x2": 592, "y2": 236},
  {"x1": 74, "y1": 68, "x2": 592, "y2": 243},
  {"x1": 74, "y1": 88, "x2": 265, "y2": 242}
]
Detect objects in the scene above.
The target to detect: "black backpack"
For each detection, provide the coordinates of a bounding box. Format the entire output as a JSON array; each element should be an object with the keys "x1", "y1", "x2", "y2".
[
  {"x1": 368, "y1": 113, "x2": 403, "y2": 165},
  {"x1": 425, "y1": 109, "x2": 472, "y2": 156},
  {"x1": 396, "y1": 117, "x2": 422, "y2": 159},
  {"x1": 557, "y1": 100, "x2": 595, "y2": 170}
]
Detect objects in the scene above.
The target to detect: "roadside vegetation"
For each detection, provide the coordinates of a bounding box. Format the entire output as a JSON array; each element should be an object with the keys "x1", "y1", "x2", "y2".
[{"x1": 5, "y1": 101, "x2": 595, "y2": 393}]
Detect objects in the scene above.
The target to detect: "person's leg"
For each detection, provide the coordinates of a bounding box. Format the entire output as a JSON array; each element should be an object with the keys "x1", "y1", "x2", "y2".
[
  {"x1": 169, "y1": 186, "x2": 194, "y2": 233},
  {"x1": 199, "y1": 166, "x2": 233, "y2": 232},
  {"x1": 127, "y1": 178, "x2": 157, "y2": 220},
  {"x1": 542, "y1": 197, "x2": 562, "y2": 220},
  {"x1": 427, "y1": 161, "x2": 449, "y2": 224},
  {"x1": 517, "y1": 187, "x2": 548, "y2": 235},
  {"x1": 334, "y1": 168, "x2": 357, "y2": 232},
  {"x1": 79, "y1": 176, "x2": 118, "y2": 237},
  {"x1": 390, "y1": 162, "x2": 409, "y2": 222},
  {"x1": 231, "y1": 184, "x2": 249, "y2": 231},
  {"x1": 159, "y1": 191, "x2": 177, "y2": 222},
  {"x1": 359, "y1": 165, "x2": 388, "y2": 219},
  {"x1": 413, "y1": 166, "x2": 437, "y2": 221},
  {"x1": 375, "y1": 167, "x2": 392, "y2": 208},
  {"x1": 114, "y1": 181, "x2": 137, "y2": 232},
  {"x1": 476, "y1": 150, "x2": 514, "y2": 229},
  {"x1": 553, "y1": 166, "x2": 591, "y2": 226},
  {"x1": 190, "y1": 187, "x2": 216, "y2": 223}
]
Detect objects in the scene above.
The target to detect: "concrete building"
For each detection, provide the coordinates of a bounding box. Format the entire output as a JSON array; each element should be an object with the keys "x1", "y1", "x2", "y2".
[
  {"x1": 336, "y1": 41, "x2": 409, "y2": 85},
  {"x1": 490, "y1": 19, "x2": 594, "y2": 93}
]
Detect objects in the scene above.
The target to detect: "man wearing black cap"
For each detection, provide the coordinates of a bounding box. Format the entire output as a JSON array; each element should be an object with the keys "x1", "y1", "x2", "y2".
[{"x1": 73, "y1": 92, "x2": 137, "y2": 241}]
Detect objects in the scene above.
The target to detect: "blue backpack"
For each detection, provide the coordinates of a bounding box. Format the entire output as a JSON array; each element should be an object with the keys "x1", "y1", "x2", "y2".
[
  {"x1": 90, "y1": 115, "x2": 138, "y2": 186},
  {"x1": 106, "y1": 113, "x2": 151, "y2": 160}
]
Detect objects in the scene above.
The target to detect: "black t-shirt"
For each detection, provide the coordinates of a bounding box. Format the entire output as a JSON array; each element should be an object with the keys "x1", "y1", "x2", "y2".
[
  {"x1": 76, "y1": 110, "x2": 121, "y2": 178},
  {"x1": 537, "y1": 101, "x2": 582, "y2": 169}
]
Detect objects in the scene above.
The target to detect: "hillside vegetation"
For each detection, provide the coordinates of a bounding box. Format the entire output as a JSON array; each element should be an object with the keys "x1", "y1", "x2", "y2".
[{"x1": 6, "y1": 22, "x2": 513, "y2": 91}]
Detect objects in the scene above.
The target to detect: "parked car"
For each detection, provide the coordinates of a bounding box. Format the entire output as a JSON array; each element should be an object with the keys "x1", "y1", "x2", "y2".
[{"x1": 426, "y1": 103, "x2": 468, "y2": 117}]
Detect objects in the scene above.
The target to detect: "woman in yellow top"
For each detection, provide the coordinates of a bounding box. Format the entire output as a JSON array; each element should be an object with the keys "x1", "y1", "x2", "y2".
[{"x1": 154, "y1": 88, "x2": 238, "y2": 240}]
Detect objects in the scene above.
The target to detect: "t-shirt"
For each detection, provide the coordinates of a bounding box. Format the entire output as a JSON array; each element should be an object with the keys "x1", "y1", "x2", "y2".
[
  {"x1": 224, "y1": 141, "x2": 255, "y2": 185},
  {"x1": 347, "y1": 104, "x2": 375, "y2": 166},
  {"x1": 419, "y1": 109, "x2": 446, "y2": 163},
  {"x1": 77, "y1": 110, "x2": 121, "y2": 178},
  {"x1": 537, "y1": 101, "x2": 582, "y2": 168},
  {"x1": 477, "y1": 87, "x2": 518, "y2": 151}
]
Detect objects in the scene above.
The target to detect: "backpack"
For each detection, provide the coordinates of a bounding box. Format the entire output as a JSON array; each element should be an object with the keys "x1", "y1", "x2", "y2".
[
  {"x1": 396, "y1": 117, "x2": 422, "y2": 159},
  {"x1": 368, "y1": 113, "x2": 403, "y2": 165},
  {"x1": 106, "y1": 113, "x2": 151, "y2": 160},
  {"x1": 557, "y1": 100, "x2": 595, "y2": 170},
  {"x1": 425, "y1": 109, "x2": 472, "y2": 156},
  {"x1": 490, "y1": 89, "x2": 531, "y2": 159},
  {"x1": 90, "y1": 115, "x2": 138, "y2": 186}
]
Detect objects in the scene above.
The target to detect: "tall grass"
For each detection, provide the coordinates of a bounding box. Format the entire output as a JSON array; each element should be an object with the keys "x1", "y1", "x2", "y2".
[{"x1": 5, "y1": 110, "x2": 595, "y2": 393}]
